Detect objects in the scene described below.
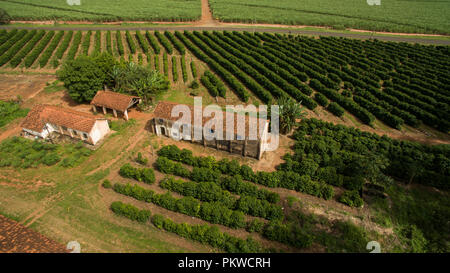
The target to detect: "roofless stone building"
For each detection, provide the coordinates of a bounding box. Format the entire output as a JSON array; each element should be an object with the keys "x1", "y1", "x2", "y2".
[{"x1": 150, "y1": 101, "x2": 272, "y2": 160}]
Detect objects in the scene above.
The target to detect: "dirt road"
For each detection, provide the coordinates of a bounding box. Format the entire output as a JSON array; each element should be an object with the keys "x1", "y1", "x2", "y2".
[{"x1": 1, "y1": 0, "x2": 449, "y2": 45}]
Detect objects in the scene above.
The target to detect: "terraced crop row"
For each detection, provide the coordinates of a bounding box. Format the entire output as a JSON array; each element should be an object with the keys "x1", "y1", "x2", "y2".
[{"x1": 0, "y1": 29, "x2": 448, "y2": 133}]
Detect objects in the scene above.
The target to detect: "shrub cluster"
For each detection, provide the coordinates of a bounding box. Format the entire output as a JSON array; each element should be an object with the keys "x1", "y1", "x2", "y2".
[
  {"x1": 327, "y1": 102, "x2": 345, "y2": 117},
  {"x1": 154, "y1": 54, "x2": 159, "y2": 71},
  {"x1": 190, "y1": 60, "x2": 197, "y2": 78},
  {"x1": 314, "y1": 92, "x2": 329, "y2": 107},
  {"x1": 338, "y1": 190, "x2": 364, "y2": 207},
  {"x1": 0, "y1": 29, "x2": 17, "y2": 46},
  {"x1": 195, "y1": 31, "x2": 284, "y2": 105},
  {"x1": 160, "y1": 176, "x2": 237, "y2": 208},
  {"x1": 155, "y1": 31, "x2": 173, "y2": 54},
  {"x1": 200, "y1": 72, "x2": 217, "y2": 97},
  {"x1": 39, "y1": 31, "x2": 64, "y2": 67},
  {"x1": 146, "y1": 31, "x2": 160, "y2": 54},
  {"x1": 135, "y1": 152, "x2": 148, "y2": 165},
  {"x1": 0, "y1": 29, "x2": 26, "y2": 56},
  {"x1": 156, "y1": 156, "x2": 191, "y2": 177},
  {"x1": 106, "y1": 31, "x2": 112, "y2": 54},
  {"x1": 204, "y1": 70, "x2": 226, "y2": 97},
  {"x1": 9, "y1": 30, "x2": 45, "y2": 68},
  {"x1": 157, "y1": 145, "x2": 331, "y2": 200},
  {"x1": 177, "y1": 31, "x2": 250, "y2": 102},
  {"x1": 110, "y1": 201, "x2": 151, "y2": 223},
  {"x1": 171, "y1": 56, "x2": 178, "y2": 82},
  {"x1": 0, "y1": 137, "x2": 90, "y2": 169},
  {"x1": 309, "y1": 79, "x2": 375, "y2": 125},
  {"x1": 93, "y1": 31, "x2": 101, "y2": 55},
  {"x1": 263, "y1": 220, "x2": 313, "y2": 249},
  {"x1": 0, "y1": 30, "x2": 35, "y2": 67},
  {"x1": 163, "y1": 52, "x2": 168, "y2": 76},
  {"x1": 286, "y1": 118, "x2": 450, "y2": 190},
  {"x1": 24, "y1": 31, "x2": 55, "y2": 67},
  {"x1": 125, "y1": 30, "x2": 136, "y2": 54},
  {"x1": 66, "y1": 31, "x2": 82, "y2": 60},
  {"x1": 135, "y1": 31, "x2": 149, "y2": 53},
  {"x1": 217, "y1": 31, "x2": 317, "y2": 108},
  {"x1": 119, "y1": 163, "x2": 155, "y2": 184},
  {"x1": 55, "y1": 31, "x2": 73, "y2": 59},
  {"x1": 180, "y1": 55, "x2": 187, "y2": 82},
  {"x1": 116, "y1": 31, "x2": 124, "y2": 56},
  {"x1": 164, "y1": 31, "x2": 185, "y2": 55},
  {"x1": 81, "y1": 30, "x2": 91, "y2": 55},
  {"x1": 113, "y1": 183, "x2": 246, "y2": 229},
  {"x1": 151, "y1": 214, "x2": 263, "y2": 253}
]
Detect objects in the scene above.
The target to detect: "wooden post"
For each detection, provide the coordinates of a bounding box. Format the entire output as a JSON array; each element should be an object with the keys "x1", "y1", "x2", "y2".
[
  {"x1": 69, "y1": 129, "x2": 74, "y2": 138},
  {"x1": 124, "y1": 110, "x2": 129, "y2": 121},
  {"x1": 92, "y1": 105, "x2": 97, "y2": 113},
  {"x1": 191, "y1": 126, "x2": 194, "y2": 143},
  {"x1": 257, "y1": 140, "x2": 262, "y2": 160},
  {"x1": 113, "y1": 109, "x2": 117, "y2": 118},
  {"x1": 59, "y1": 125, "x2": 64, "y2": 134},
  {"x1": 102, "y1": 106, "x2": 106, "y2": 115},
  {"x1": 229, "y1": 140, "x2": 233, "y2": 153},
  {"x1": 243, "y1": 138, "x2": 247, "y2": 156}
]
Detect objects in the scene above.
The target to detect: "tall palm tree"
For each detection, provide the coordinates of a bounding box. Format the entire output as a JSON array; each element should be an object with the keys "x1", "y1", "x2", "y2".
[{"x1": 278, "y1": 96, "x2": 306, "y2": 134}]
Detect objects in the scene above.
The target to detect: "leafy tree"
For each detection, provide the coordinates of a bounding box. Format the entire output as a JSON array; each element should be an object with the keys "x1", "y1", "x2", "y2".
[
  {"x1": 94, "y1": 52, "x2": 118, "y2": 88},
  {"x1": 111, "y1": 62, "x2": 169, "y2": 106},
  {"x1": 57, "y1": 54, "x2": 111, "y2": 102},
  {"x1": 278, "y1": 96, "x2": 306, "y2": 134}
]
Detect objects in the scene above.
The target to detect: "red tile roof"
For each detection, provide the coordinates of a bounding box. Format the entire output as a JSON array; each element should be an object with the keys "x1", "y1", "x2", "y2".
[
  {"x1": 0, "y1": 215, "x2": 68, "y2": 253},
  {"x1": 90, "y1": 90, "x2": 139, "y2": 112},
  {"x1": 153, "y1": 101, "x2": 269, "y2": 138},
  {"x1": 22, "y1": 104, "x2": 101, "y2": 133}
]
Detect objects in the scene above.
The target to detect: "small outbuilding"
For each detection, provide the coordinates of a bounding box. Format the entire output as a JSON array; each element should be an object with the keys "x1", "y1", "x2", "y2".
[
  {"x1": 90, "y1": 90, "x2": 141, "y2": 120},
  {"x1": 21, "y1": 104, "x2": 110, "y2": 145}
]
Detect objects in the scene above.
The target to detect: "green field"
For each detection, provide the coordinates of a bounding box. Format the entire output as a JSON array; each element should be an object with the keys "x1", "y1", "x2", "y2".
[
  {"x1": 1, "y1": 29, "x2": 449, "y2": 133},
  {"x1": 0, "y1": 0, "x2": 201, "y2": 21},
  {"x1": 209, "y1": 0, "x2": 450, "y2": 34}
]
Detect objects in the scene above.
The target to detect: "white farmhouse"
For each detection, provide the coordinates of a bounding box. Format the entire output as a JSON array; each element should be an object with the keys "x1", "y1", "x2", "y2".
[{"x1": 21, "y1": 104, "x2": 110, "y2": 145}]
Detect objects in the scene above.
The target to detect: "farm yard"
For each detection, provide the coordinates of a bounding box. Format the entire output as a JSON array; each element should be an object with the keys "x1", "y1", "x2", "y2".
[
  {"x1": 0, "y1": 22, "x2": 449, "y2": 254},
  {"x1": 0, "y1": 97, "x2": 448, "y2": 252},
  {"x1": 209, "y1": 0, "x2": 450, "y2": 35}
]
